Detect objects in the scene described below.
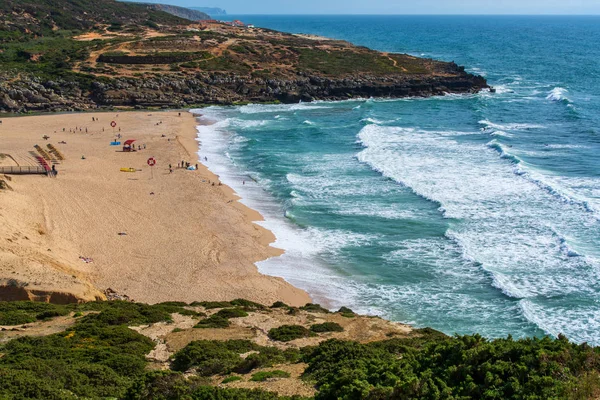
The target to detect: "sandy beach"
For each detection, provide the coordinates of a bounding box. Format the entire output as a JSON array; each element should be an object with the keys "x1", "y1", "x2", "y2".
[{"x1": 0, "y1": 111, "x2": 310, "y2": 306}]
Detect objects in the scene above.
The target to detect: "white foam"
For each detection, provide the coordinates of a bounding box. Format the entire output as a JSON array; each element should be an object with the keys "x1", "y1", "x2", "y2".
[
  {"x1": 479, "y1": 119, "x2": 546, "y2": 130},
  {"x1": 546, "y1": 87, "x2": 571, "y2": 102},
  {"x1": 238, "y1": 103, "x2": 328, "y2": 114},
  {"x1": 356, "y1": 123, "x2": 600, "y2": 342}
]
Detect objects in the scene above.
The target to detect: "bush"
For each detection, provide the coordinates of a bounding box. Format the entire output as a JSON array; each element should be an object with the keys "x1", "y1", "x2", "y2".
[
  {"x1": 214, "y1": 308, "x2": 248, "y2": 319},
  {"x1": 171, "y1": 340, "x2": 258, "y2": 374},
  {"x1": 268, "y1": 325, "x2": 313, "y2": 342},
  {"x1": 194, "y1": 315, "x2": 230, "y2": 329},
  {"x1": 250, "y1": 370, "x2": 290, "y2": 382},
  {"x1": 310, "y1": 322, "x2": 343, "y2": 333},
  {"x1": 0, "y1": 301, "x2": 69, "y2": 325},
  {"x1": 0, "y1": 317, "x2": 155, "y2": 399},
  {"x1": 271, "y1": 301, "x2": 288, "y2": 308},
  {"x1": 337, "y1": 306, "x2": 355, "y2": 318},
  {"x1": 299, "y1": 304, "x2": 329, "y2": 313},
  {"x1": 230, "y1": 299, "x2": 265, "y2": 310},
  {"x1": 191, "y1": 301, "x2": 233, "y2": 309}
]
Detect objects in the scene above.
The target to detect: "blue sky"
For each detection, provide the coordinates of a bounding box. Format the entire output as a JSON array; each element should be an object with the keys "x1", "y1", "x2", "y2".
[{"x1": 134, "y1": 0, "x2": 600, "y2": 15}]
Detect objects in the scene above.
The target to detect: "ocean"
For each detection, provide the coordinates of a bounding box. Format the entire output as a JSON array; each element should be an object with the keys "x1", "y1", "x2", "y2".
[{"x1": 191, "y1": 15, "x2": 600, "y2": 344}]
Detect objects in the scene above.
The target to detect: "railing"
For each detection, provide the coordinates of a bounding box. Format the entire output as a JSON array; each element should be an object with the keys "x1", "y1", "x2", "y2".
[{"x1": 0, "y1": 166, "x2": 47, "y2": 175}]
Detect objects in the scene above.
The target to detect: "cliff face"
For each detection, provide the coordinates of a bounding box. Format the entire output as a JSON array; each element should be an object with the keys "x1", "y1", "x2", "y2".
[{"x1": 0, "y1": 70, "x2": 488, "y2": 112}]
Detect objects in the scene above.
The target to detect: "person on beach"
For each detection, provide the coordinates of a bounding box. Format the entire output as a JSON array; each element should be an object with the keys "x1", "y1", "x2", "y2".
[
  {"x1": 195, "y1": 164, "x2": 198, "y2": 170},
  {"x1": 243, "y1": 180, "x2": 245, "y2": 185},
  {"x1": 205, "y1": 156, "x2": 207, "y2": 161},
  {"x1": 51, "y1": 165, "x2": 57, "y2": 177}
]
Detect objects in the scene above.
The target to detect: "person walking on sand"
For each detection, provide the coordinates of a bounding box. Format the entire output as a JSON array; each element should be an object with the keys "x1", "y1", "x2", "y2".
[{"x1": 195, "y1": 164, "x2": 198, "y2": 170}]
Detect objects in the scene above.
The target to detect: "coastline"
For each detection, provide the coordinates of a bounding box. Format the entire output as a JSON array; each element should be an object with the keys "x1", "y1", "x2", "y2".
[{"x1": 0, "y1": 111, "x2": 310, "y2": 306}]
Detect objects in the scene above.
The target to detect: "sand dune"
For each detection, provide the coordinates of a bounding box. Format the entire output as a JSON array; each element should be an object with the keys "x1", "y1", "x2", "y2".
[{"x1": 0, "y1": 111, "x2": 310, "y2": 306}]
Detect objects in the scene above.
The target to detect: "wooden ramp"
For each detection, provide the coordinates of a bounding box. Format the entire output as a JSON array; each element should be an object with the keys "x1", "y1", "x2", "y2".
[{"x1": 0, "y1": 166, "x2": 47, "y2": 175}]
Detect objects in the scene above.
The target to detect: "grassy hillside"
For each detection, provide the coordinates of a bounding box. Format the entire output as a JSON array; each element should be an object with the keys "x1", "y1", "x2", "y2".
[
  {"x1": 0, "y1": 0, "x2": 188, "y2": 41},
  {"x1": 0, "y1": 300, "x2": 599, "y2": 399}
]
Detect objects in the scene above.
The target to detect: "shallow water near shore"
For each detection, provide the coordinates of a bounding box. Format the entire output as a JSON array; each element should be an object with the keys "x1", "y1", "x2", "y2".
[{"x1": 193, "y1": 15, "x2": 600, "y2": 344}]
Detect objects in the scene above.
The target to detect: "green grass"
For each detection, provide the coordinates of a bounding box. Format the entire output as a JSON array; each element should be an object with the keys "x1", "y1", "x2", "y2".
[{"x1": 250, "y1": 370, "x2": 291, "y2": 382}]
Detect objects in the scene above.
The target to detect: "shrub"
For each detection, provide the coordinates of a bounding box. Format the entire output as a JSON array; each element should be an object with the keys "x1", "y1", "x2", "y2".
[
  {"x1": 194, "y1": 315, "x2": 230, "y2": 329},
  {"x1": 0, "y1": 301, "x2": 69, "y2": 325},
  {"x1": 268, "y1": 325, "x2": 313, "y2": 342},
  {"x1": 271, "y1": 301, "x2": 288, "y2": 308},
  {"x1": 191, "y1": 301, "x2": 233, "y2": 309},
  {"x1": 171, "y1": 340, "x2": 258, "y2": 374},
  {"x1": 230, "y1": 299, "x2": 265, "y2": 310},
  {"x1": 337, "y1": 306, "x2": 355, "y2": 318},
  {"x1": 250, "y1": 370, "x2": 290, "y2": 382},
  {"x1": 310, "y1": 322, "x2": 343, "y2": 333},
  {"x1": 214, "y1": 308, "x2": 248, "y2": 319},
  {"x1": 299, "y1": 304, "x2": 329, "y2": 313}
]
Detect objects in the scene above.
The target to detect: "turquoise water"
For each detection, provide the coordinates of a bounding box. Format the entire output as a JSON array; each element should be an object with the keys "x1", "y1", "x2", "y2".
[{"x1": 192, "y1": 16, "x2": 600, "y2": 344}]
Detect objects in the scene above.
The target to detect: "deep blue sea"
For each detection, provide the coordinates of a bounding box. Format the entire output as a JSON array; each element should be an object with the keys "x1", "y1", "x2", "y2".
[{"x1": 192, "y1": 16, "x2": 600, "y2": 344}]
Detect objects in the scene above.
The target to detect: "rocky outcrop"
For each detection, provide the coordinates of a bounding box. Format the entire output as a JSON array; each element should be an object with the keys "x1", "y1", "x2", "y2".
[{"x1": 0, "y1": 69, "x2": 488, "y2": 113}]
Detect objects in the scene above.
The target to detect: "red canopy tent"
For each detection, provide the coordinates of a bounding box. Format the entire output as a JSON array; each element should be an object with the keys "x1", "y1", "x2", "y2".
[{"x1": 122, "y1": 139, "x2": 136, "y2": 152}]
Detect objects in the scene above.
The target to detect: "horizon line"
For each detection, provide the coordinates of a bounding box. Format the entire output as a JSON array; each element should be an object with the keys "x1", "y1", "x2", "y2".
[{"x1": 200, "y1": 13, "x2": 600, "y2": 16}]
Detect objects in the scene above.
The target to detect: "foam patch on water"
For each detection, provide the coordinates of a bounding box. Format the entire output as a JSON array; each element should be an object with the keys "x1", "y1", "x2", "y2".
[
  {"x1": 479, "y1": 119, "x2": 546, "y2": 130},
  {"x1": 238, "y1": 103, "x2": 328, "y2": 114},
  {"x1": 356, "y1": 122, "x2": 600, "y2": 343},
  {"x1": 546, "y1": 87, "x2": 571, "y2": 102}
]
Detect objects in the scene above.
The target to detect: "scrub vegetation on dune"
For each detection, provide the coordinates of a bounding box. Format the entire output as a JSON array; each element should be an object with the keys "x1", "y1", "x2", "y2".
[{"x1": 1, "y1": 300, "x2": 600, "y2": 399}]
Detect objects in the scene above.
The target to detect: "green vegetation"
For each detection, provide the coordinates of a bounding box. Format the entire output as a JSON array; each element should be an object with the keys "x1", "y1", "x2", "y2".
[
  {"x1": 302, "y1": 330, "x2": 600, "y2": 399},
  {"x1": 191, "y1": 299, "x2": 265, "y2": 310},
  {"x1": 127, "y1": 373, "x2": 307, "y2": 400},
  {"x1": 1, "y1": 301, "x2": 598, "y2": 399},
  {"x1": 270, "y1": 301, "x2": 289, "y2": 308},
  {"x1": 194, "y1": 315, "x2": 230, "y2": 329},
  {"x1": 171, "y1": 339, "x2": 299, "y2": 375},
  {"x1": 0, "y1": 0, "x2": 188, "y2": 40},
  {"x1": 98, "y1": 51, "x2": 211, "y2": 65},
  {"x1": 310, "y1": 322, "x2": 344, "y2": 333},
  {"x1": 337, "y1": 306, "x2": 356, "y2": 318},
  {"x1": 214, "y1": 307, "x2": 249, "y2": 319},
  {"x1": 268, "y1": 325, "x2": 314, "y2": 342},
  {"x1": 297, "y1": 48, "x2": 428, "y2": 76},
  {"x1": 250, "y1": 370, "x2": 291, "y2": 382},
  {"x1": 0, "y1": 301, "x2": 69, "y2": 325},
  {"x1": 299, "y1": 303, "x2": 330, "y2": 313},
  {"x1": 0, "y1": 300, "x2": 200, "y2": 327}
]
